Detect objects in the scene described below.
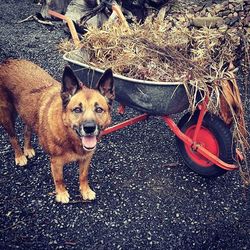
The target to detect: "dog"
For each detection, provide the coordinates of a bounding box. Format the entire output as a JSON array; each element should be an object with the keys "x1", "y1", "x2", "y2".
[{"x1": 0, "y1": 59, "x2": 115, "y2": 203}]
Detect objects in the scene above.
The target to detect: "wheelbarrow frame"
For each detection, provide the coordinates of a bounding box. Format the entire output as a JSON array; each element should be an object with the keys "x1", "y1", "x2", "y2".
[{"x1": 101, "y1": 100, "x2": 238, "y2": 172}]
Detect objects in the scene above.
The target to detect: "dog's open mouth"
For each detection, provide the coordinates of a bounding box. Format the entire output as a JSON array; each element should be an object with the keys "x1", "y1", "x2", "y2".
[{"x1": 81, "y1": 136, "x2": 97, "y2": 151}]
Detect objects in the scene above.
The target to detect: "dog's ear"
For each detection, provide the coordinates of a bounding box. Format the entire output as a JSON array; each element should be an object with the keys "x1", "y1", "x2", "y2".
[
  {"x1": 61, "y1": 66, "x2": 81, "y2": 108},
  {"x1": 96, "y1": 68, "x2": 115, "y2": 106}
]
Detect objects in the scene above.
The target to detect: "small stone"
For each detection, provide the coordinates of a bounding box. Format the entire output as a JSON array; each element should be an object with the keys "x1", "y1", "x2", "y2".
[
  {"x1": 219, "y1": 10, "x2": 232, "y2": 16},
  {"x1": 218, "y1": 24, "x2": 229, "y2": 31},
  {"x1": 244, "y1": 15, "x2": 250, "y2": 26},
  {"x1": 224, "y1": 17, "x2": 231, "y2": 24},
  {"x1": 228, "y1": 16, "x2": 240, "y2": 26},
  {"x1": 214, "y1": 4, "x2": 224, "y2": 13},
  {"x1": 200, "y1": 9, "x2": 206, "y2": 16},
  {"x1": 191, "y1": 16, "x2": 224, "y2": 28},
  {"x1": 194, "y1": 6, "x2": 205, "y2": 12},
  {"x1": 233, "y1": 12, "x2": 238, "y2": 17},
  {"x1": 235, "y1": 4, "x2": 243, "y2": 11},
  {"x1": 222, "y1": 1, "x2": 229, "y2": 7},
  {"x1": 209, "y1": 9, "x2": 216, "y2": 16},
  {"x1": 239, "y1": 20, "x2": 244, "y2": 26},
  {"x1": 244, "y1": 5, "x2": 250, "y2": 11},
  {"x1": 238, "y1": 11, "x2": 245, "y2": 17}
]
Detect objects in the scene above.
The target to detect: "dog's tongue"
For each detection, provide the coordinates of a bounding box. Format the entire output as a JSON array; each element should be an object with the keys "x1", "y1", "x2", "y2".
[{"x1": 81, "y1": 136, "x2": 97, "y2": 150}]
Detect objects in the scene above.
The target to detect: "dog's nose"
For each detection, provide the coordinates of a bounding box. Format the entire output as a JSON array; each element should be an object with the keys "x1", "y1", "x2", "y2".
[{"x1": 83, "y1": 121, "x2": 97, "y2": 135}]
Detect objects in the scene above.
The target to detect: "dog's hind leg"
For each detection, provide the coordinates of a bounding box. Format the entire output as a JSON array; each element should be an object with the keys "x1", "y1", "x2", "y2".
[
  {"x1": 0, "y1": 104, "x2": 28, "y2": 167},
  {"x1": 23, "y1": 125, "x2": 35, "y2": 159}
]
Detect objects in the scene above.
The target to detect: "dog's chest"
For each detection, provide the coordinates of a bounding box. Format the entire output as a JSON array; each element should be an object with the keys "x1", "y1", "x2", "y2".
[{"x1": 61, "y1": 149, "x2": 93, "y2": 164}]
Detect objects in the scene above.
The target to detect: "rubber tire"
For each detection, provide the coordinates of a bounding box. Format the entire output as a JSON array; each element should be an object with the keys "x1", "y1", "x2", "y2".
[{"x1": 176, "y1": 111, "x2": 235, "y2": 177}]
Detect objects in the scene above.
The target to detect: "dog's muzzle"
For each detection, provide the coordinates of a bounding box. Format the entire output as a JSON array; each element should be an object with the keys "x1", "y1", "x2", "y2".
[{"x1": 74, "y1": 121, "x2": 99, "y2": 151}]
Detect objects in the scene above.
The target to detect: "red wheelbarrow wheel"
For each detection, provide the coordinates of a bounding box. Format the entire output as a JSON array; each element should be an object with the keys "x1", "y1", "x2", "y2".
[{"x1": 176, "y1": 111, "x2": 235, "y2": 177}]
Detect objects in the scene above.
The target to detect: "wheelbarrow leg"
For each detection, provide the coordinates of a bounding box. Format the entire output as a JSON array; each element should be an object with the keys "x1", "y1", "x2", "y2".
[{"x1": 192, "y1": 97, "x2": 208, "y2": 142}]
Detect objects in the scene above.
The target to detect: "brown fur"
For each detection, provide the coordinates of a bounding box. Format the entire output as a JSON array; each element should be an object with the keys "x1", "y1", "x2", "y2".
[{"x1": 0, "y1": 59, "x2": 114, "y2": 203}]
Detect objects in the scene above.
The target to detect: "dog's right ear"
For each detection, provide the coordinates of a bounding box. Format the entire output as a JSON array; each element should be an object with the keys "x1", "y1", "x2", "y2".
[{"x1": 61, "y1": 66, "x2": 81, "y2": 108}]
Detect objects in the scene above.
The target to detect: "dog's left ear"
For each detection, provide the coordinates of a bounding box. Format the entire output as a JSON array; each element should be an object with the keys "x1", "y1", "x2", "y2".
[
  {"x1": 96, "y1": 68, "x2": 115, "y2": 106},
  {"x1": 61, "y1": 66, "x2": 81, "y2": 108}
]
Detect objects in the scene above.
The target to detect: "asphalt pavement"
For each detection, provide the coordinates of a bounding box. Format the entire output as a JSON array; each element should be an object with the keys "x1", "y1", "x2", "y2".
[{"x1": 0, "y1": 1, "x2": 249, "y2": 249}]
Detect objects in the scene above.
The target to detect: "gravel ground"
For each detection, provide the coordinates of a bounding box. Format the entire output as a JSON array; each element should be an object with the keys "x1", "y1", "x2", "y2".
[{"x1": 0, "y1": 1, "x2": 249, "y2": 249}]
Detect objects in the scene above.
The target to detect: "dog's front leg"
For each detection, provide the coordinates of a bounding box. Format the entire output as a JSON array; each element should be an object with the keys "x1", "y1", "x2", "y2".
[
  {"x1": 50, "y1": 157, "x2": 70, "y2": 203},
  {"x1": 79, "y1": 155, "x2": 96, "y2": 201},
  {"x1": 23, "y1": 125, "x2": 35, "y2": 159}
]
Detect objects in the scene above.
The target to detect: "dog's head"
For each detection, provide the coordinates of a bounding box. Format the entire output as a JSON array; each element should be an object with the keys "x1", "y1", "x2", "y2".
[{"x1": 61, "y1": 66, "x2": 115, "y2": 151}]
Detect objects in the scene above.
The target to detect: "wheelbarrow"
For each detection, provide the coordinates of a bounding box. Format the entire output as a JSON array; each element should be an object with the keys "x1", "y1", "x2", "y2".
[{"x1": 63, "y1": 49, "x2": 239, "y2": 177}]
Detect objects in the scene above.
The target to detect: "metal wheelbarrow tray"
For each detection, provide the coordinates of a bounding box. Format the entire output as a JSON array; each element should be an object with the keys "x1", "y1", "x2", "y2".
[{"x1": 63, "y1": 50, "x2": 189, "y2": 116}]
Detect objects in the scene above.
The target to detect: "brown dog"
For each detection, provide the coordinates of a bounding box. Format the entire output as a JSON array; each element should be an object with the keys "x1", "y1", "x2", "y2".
[{"x1": 0, "y1": 59, "x2": 114, "y2": 203}]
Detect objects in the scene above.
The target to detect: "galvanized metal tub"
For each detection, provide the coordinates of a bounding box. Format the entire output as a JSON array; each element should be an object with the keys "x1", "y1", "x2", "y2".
[{"x1": 63, "y1": 50, "x2": 189, "y2": 115}]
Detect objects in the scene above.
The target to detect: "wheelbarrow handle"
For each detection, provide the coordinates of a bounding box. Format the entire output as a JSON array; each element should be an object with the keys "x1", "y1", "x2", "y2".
[
  {"x1": 47, "y1": 2, "x2": 129, "y2": 45},
  {"x1": 111, "y1": 3, "x2": 130, "y2": 29},
  {"x1": 47, "y1": 9, "x2": 80, "y2": 46},
  {"x1": 102, "y1": 0, "x2": 129, "y2": 28}
]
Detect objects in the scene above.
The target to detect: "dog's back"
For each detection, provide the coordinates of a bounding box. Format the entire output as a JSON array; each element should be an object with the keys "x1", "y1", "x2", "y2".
[{"x1": 0, "y1": 59, "x2": 59, "y2": 131}]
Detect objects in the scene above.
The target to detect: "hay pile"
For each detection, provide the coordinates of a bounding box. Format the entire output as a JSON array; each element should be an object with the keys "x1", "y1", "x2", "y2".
[
  {"x1": 75, "y1": 19, "x2": 240, "y2": 83},
  {"x1": 59, "y1": 14, "x2": 250, "y2": 184},
  {"x1": 61, "y1": 16, "x2": 244, "y2": 78}
]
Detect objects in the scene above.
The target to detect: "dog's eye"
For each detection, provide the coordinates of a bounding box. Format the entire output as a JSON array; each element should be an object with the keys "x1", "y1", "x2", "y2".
[
  {"x1": 73, "y1": 107, "x2": 82, "y2": 113},
  {"x1": 95, "y1": 107, "x2": 104, "y2": 113}
]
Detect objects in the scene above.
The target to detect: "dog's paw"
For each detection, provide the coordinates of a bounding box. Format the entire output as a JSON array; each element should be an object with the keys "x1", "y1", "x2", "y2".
[
  {"x1": 56, "y1": 190, "x2": 70, "y2": 204},
  {"x1": 15, "y1": 155, "x2": 28, "y2": 167},
  {"x1": 24, "y1": 148, "x2": 35, "y2": 159},
  {"x1": 81, "y1": 188, "x2": 96, "y2": 201}
]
